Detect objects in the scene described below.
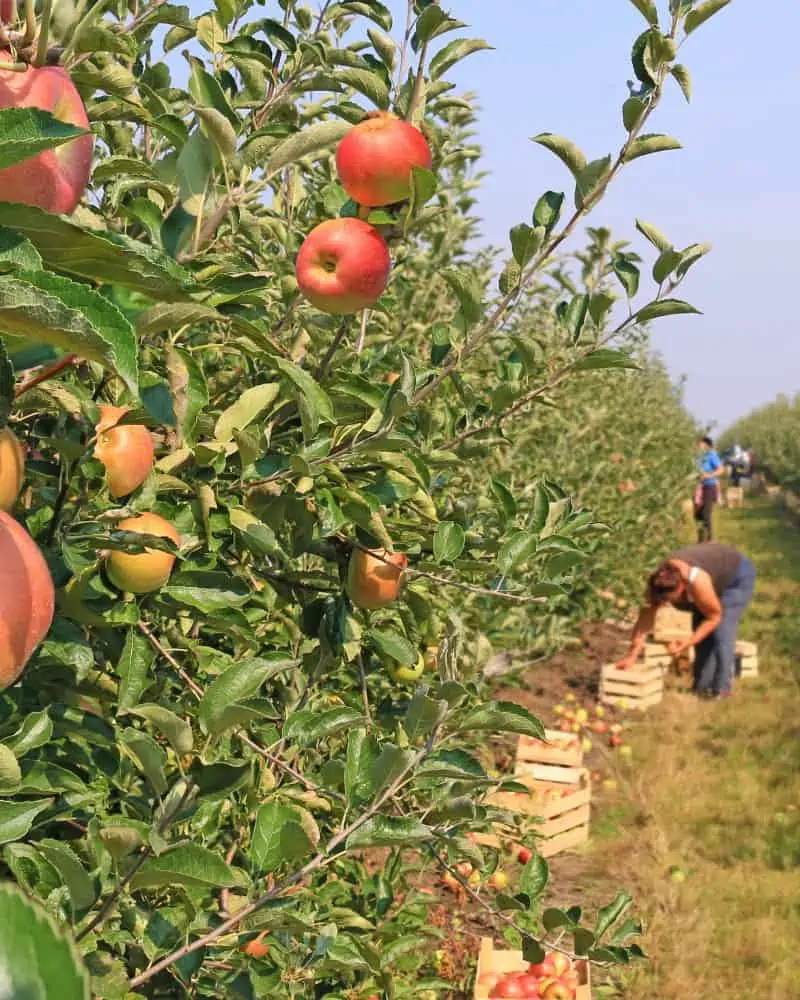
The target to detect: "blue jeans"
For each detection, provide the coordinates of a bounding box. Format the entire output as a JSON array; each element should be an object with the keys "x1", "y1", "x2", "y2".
[{"x1": 692, "y1": 557, "x2": 756, "y2": 694}]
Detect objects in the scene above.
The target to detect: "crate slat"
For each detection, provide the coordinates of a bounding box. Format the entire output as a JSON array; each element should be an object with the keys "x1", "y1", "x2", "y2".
[
  {"x1": 517, "y1": 730, "x2": 583, "y2": 768},
  {"x1": 515, "y1": 760, "x2": 585, "y2": 785}
]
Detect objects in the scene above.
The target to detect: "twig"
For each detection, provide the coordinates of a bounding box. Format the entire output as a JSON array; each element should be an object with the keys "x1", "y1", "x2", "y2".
[
  {"x1": 129, "y1": 735, "x2": 438, "y2": 989},
  {"x1": 357, "y1": 652, "x2": 372, "y2": 725},
  {"x1": 314, "y1": 319, "x2": 350, "y2": 381},
  {"x1": 15, "y1": 355, "x2": 78, "y2": 397}
]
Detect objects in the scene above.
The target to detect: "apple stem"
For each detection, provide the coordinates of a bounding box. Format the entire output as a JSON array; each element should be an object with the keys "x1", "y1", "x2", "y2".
[{"x1": 34, "y1": 0, "x2": 52, "y2": 67}]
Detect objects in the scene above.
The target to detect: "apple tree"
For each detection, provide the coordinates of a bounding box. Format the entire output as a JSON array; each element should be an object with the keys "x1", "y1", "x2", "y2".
[{"x1": 0, "y1": 0, "x2": 730, "y2": 997}]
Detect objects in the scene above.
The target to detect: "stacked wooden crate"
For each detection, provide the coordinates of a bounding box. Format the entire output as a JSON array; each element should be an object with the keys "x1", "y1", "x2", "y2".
[
  {"x1": 600, "y1": 643, "x2": 667, "y2": 710},
  {"x1": 736, "y1": 640, "x2": 758, "y2": 678},
  {"x1": 474, "y1": 938, "x2": 591, "y2": 1000},
  {"x1": 482, "y1": 731, "x2": 591, "y2": 858},
  {"x1": 653, "y1": 605, "x2": 692, "y2": 643}
]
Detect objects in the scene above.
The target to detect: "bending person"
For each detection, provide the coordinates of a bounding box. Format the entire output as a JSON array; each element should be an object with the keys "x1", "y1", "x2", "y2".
[{"x1": 616, "y1": 542, "x2": 756, "y2": 698}]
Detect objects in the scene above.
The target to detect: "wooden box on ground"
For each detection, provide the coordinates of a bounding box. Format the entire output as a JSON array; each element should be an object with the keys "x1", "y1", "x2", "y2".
[
  {"x1": 653, "y1": 606, "x2": 692, "y2": 643},
  {"x1": 600, "y1": 662, "x2": 663, "y2": 710},
  {"x1": 727, "y1": 486, "x2": 744, "y2": 508},
  {"x1": 474, "y1": 937, "x2": 591, "y2": 1000},
  {"x1": 736, "y1": 640, "x2": 758, "y2": 678},
  {"x1": 515, "y1": 730, "x2": 583, "y2": 783},
  {"x1": 484, "y1": 768, "x2": 591, "y2": 858}
]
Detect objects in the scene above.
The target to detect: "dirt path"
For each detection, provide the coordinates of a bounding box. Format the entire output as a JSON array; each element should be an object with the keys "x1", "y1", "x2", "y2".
[{"x1": 548, "y1": 498, "x2": 800, "y2": 999}]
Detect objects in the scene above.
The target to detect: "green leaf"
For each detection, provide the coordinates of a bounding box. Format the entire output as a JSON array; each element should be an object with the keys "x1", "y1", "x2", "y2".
[
  {"x1": 335, "y1": 67, "x2": 390, "y2": 109},
  {"x1": 613, "y1": 257, "x2": 640, "y2": 298},
  {"x1": 0, "y1": 799, "x2": 52, "y2": 845},
  {"x1": 117, "y1": 630, "x2": 155, "y2": 712},
  {"x1": 428, "y1": 38, "x2": 492, "y2": 80},
  {"x1": 250, "y1": 801, "x2": 311, "y2": 873},
  {"x1": 165, "y1": 571, "x2": 250, "y2": 612},
  {"x1": 522, "y1": 936, "x2": 546, "y2": 966},
  {"x1": 130, "y1": 843, "x2": 248, "y2": 890},
  {"x1": 595, "y1": 890, "x2": 634, "y2": 938},
  {"x1": 0, "y1": 745, "x2": 21, "y2": 792},
  {"x1": 186, "y1": 56, "x2": 239, "y2": 128},
  {"x1": 627, "y1": 0, "x2": 659, "y2": 24},
  {"x1": 652, "y1": 248, "x2": 683, "y2": 283},
  {"x1": 127, "y1": 705, "x2": 193, "y2": 756},
  {"x1": 199, "y1": 655, "x2": 293, "y2": 736},
  {"x1": 532, "y1": 191, "x2": 564, "y2": 233},
  {"x1": 671, "y1": 64, "x2": 692, "y2": 102},
  {"x1": 408, "y1": 165, "x2": 438, "y2": 216},
  {"x1": 345, "y1": 729, "x2": 379, "y2": 803},
  {"x1": 622, "y1": 96, "x2": 648, "y2": 132},
  {"x1": 575, "y1": 155, "x2": 612, "y2": 209},
  {"x1": 37, "y1": 840, "x2": 95, "y2": 911},
  {"x1": 0, "y1": 108, "x2": 88, "y2": 171},
  {"x1": 573, "y1": 927, "x2": 596, "y2": 956},
  {"x1": 370, "y1": 745, "x2": 415, "y2": 793},
  {"x1": 625, "y1": 133, "x2": 682, "y2": 161},
  {"x1": 272, "y1": 356, "x2": 334, "y2": 433},
  {"x1": 542, "y1": 907, "x2": 571, "y2": 932},
  {"x1": 520, "y1": 854, "x2": 549, "y2": 900},
  {"x1": 0, "y1": 883, "x2": 90, "y2": 1000},
  {"x1": 195, "y1": 105, "x2": 238, "y2": 158},
  {"x1": 509, "y1": 223, "x2": 544, "y2": 267},
  {"x1": 419, "y1": 749, "x2": 486, "y2": 780},
  {"x1": 563, "y1": 293, "x2": 589, "y2": 341},
  {"x1": 0, "y1": 227, "x2": 42, "y2": 273},
  {"x1": 459, "y1": 701, "x2": 545, "y2": 739},
  {"x1": 404, "y1": 695, "x2": 448, "y2": 742},
  {"x1": 635, "y1": 218, "x2": 671, "y2": 252},
  {"x1": 118, "y1": 730, "x2": 167, "y2": 795},
  {"x1": 497, "y1": 530, "x2": 537, "y2": 575},
  {"x1": 176, "y1": 130, "x2": 212, "y2": 215},
  {"x1": 413, "y1": 5, "x2": 446, "y2": 45},
  {"x1": 214, "y1": 383, "x2": 280, "y2": 442},
  {"x1": 441, "y1": 269, "x2": 483, "y2": 326},
  {"x1": 0, "y1": 271, "x2": 138, "y2": 393},
  {"x1": 251, "y1": 120, "x2": 351, "y2": 175},
  {"x1": 368, "y1": 628, "x2": 416, "y2": 666},
  {"x1": 532, "y1": 133, "x2": 587, "y2": 178},
  {"x1": 685, "y1": 0, "x2": 731, "y2": 34},
  {"x1": 634, "y1": 298, "x2": 701, "y2": 322},
  {"x1": 367, "y1": 27, "x2": 396, "y2": 70},
  {"x1": 433, "y1": 521, "x2": 465, "y2": 563},
  {"x1": 574, "y1": 349, "x2": 639, "y2": 372},
  {"x1": 346, "y1": 815, "x2": 432, "y2": 850},
  {"x1": 675, "y1": 242, "x2": 712, "y2": 280},
  {"x1": 0, "y1": 204, "x2": 192, "y2": 300},
  {"x1": 6, "y1": 711, "x2": 53, "y2": 757},
  {"x1": 284, "y1": 707, "x2": 366, "y2": 746}
]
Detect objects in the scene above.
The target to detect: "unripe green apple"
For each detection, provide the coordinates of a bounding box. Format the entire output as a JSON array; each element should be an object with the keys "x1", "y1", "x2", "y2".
[{"x1": 386, "y1": 652, "x2": 425, "y2": 684}]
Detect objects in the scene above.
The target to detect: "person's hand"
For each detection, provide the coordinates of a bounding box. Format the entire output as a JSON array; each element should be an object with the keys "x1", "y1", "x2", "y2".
[
  {"x1": 614, "y1": 655, "x2": 636, "y2": 671},
  {"x1": 668, "y1": 640, "x2": 690, "y2": 658}
]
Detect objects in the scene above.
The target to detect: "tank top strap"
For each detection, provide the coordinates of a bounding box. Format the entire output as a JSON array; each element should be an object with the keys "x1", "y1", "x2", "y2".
[{"x1": 687, "y1": 564, "x2": 699, "y2": 602}]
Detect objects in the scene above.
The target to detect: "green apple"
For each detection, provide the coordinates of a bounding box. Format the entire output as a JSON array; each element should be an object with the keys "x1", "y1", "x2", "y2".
[{"x1": 387, "y1": 652, "x2": 425, "y2": 684}]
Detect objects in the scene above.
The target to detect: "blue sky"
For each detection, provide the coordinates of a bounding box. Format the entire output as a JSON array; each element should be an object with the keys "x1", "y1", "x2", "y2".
[{"x1": 385, "y1": 0, "x2": 799, "y2": 431}]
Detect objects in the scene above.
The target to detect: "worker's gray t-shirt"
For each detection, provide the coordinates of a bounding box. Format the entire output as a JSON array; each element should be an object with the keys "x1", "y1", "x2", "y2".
[{"x1": 668, "y1": 543, "x2": 742, "y2": 602}]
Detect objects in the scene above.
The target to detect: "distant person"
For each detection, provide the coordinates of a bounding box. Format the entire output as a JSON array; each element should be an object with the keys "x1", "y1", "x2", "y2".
[
  {"x1": 695, "y1": 436, "x2": 721, "y2": 541},
  {"x1": 615, "y1": 542, "x2": 756, "y2": 698}
]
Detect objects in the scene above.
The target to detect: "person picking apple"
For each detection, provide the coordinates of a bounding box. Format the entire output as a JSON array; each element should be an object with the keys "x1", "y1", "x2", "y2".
[{"x1": 615, "y1": 542, "x2": 756, "y2": 698}]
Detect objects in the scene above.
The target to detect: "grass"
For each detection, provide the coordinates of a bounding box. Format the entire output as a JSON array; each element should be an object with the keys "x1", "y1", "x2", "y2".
[{"x1": 578, "y1": 497, "x2": 800, "y2": 999}]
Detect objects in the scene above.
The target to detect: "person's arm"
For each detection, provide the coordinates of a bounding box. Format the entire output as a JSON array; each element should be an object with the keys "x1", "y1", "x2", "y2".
[
  {"x1": 667, "y1": 571, "x2": 722, "y2": 654},
  {"x1": 615, "y1": 604, "x2": 656, "y2": 669}
]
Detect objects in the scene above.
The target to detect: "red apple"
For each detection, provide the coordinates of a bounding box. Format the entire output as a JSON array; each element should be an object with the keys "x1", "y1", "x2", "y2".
[
  {"x1": 346, "y1": 546, "x2": 406, "y2": 609},
  {"x1": 295, "y1": 218, "x2": 391, "y2": 314},
  {"x1": 336, "y1": 112, "x2": 432, "y2": 207},
  {"x1": 0, "y1": 53, "x2": 93, "y2": 214},
  {"x1": 0, "y1": 0, "x2": 17, "y2": 22},
  {"x1": 517, "y1": 847, "x2": 533, "y2": 864},
  {"x1": 609, "y1": 734, "x2": 623, "y2": 748},
  {"x1": 94, "y1": 405, "x2": 155, "y2": 498},
  {"x1": 0, "y1": 511, "x2": 55, "y2": 690}
]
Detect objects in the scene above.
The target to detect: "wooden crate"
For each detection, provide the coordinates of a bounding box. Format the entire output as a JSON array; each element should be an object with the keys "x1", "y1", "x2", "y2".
[
  {"x1": 516, "y1": 730, "x2": 583, "y2": 783},
  {"x1": 600, "y1": 662, "x2": 663, "y2": 710},
  {"x1": 474, "y1": 937, "x2": 591, "y2": 1000},
  {"x1": 727, "y1": 486, "x2": 744, "y2": 508},
  {"x1": 485, "y1": 769, "x2": 591, "y2": 858},
  {"x1": 736, "y1": 640, "x2": 758, "y2": 678},
  {"x1": 653, "y1": 605, "x2": 692, "y2": 643}
]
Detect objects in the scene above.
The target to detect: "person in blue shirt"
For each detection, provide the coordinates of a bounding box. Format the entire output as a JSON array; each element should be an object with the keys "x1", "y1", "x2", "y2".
[{"x1": 695, "y1": 436, "x2": 722, "y2": 542}]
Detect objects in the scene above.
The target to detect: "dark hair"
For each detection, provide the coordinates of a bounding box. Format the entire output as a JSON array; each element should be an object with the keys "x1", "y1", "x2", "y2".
[
  {"x1": 699, "y1": 435, "x2": 713, "y2": 447},
  {"x1": 647, "y1": 562, "x2": 682, "y2": 605}
]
